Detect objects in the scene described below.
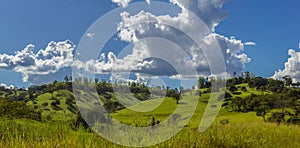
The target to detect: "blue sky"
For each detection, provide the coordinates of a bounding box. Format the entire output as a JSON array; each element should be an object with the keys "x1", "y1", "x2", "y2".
[
  {"x1": 217, "y1": 0, "x2": 300, "y2": 77},
  {"x1": 0, "y1": 0, "x2": 300, "y2": 88}
]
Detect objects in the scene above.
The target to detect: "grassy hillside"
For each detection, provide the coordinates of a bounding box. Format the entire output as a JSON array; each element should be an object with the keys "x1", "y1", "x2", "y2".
[
  {"x1": 26, "y1": 90, "x2": 76, "y2": 121},
  {"x1": 1, "y1": 104, "x2": 300, "y2": 147},
  {"x1": 1, "y1": 79, "x2": 300, "y2": 147}
]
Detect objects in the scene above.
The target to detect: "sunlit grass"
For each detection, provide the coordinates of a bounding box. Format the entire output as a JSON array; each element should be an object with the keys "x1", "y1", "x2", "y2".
[
  {"x1": 1, "y1": 88, "x2": 300, "y2": 147},
  {"x1": 1, "y1": 113, "x2": 300, "y2": 148}
]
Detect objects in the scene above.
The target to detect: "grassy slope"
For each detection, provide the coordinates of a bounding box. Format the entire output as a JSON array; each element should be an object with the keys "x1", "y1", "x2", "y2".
[
  {"x1": 27, "y1": 90, "x2": 76, "y2": 121},
  {"x1": 112, "y1": 85, "x2": 264, "y2": 128},
  {"x1": 1, "y1": 84, "x2": 300, "y2": 147}
]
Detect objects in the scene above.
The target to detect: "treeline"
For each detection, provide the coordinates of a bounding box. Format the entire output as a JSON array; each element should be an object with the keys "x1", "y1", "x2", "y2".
[
  {"x1": 2, "y1": 72, "x2": 300, "y2": 126},
  {"x1": 196, "y1": 71, "x2": 297, "y2": 94},
  {"x1": 220, "y1": 72, "x2": 300, "y2": 125},
  {"x1": 0, "y1": 99, "x2": 41, "y2": 121}
]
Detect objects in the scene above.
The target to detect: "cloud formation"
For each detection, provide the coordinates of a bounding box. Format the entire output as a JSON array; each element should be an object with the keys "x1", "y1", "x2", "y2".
[
  {"x1": 146, "y1": 0, "x2": 151, "y2": 5},
  {"x1": 244, "y1": 42, "x2": 257, "y2": 46},
  {"x1": 112, "y1": 0, "x2": 132, "y2": 7},
  {"x1": 110, "y1": 0, "x2": 251, "y2": 80},
  {"x1": 273, "y1": 49, "x2": 300, "y2": 82},
  {"x1": 0, "y1": 0, "x2": 252, "y2": 84},
  {"x1": 0, "y1": 83, "x2": 14, "y2": 89},
  {"x1": 0, "y1": 40, "x2": 75, "y2": 82},
  {"x1": 86, "y1": 33, "x2": 95, "y2": 39}
]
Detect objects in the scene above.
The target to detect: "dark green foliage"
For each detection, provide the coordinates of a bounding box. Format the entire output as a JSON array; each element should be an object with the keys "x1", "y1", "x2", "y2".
[
  {"x1": 70, "y1": 112, "x2": 91, "y2": 131},
  {"x1": 65, "y1": 98, "x2": 75, "y2": 105},
  {"x1": 248, "y1": 77, "x2": 268, "y2": 89},
  {"x1": 287, "y1": 116, "x2": 300, "y2": 125},
  {"x1": 51, "y1": 99, "x2": 62, "y2": 111},
  {"x1": 166, "y1": 88, "x2": 181, "y2": 104},
  {"x1": 203, "y1": 88, "x2": 211, "y2": 94},
  {"x1": 268, "y1": 112, "x2": 285, "y2": 125},
  {"x1": 255, "y1": 102, "x2": 269, "y2": 122},
  {"x1": 220, "y1": 119, "x2": 229, "y2": 125},
  {"x1": 70, "y1": 109, "x2": 112, "y2": 131},
  {"x1": 283, "y1": 75, "x2": 293, "y2": 87},
  {"x1": 150, "y1": 117, "x2": 160, "y2": 128},
  {"x1": 103, "y1": 101, "x2": 123, "y2": 113},
  {"x1": 198, "y1": 77, "x2": 207, "y2": 88},
  {"x1": 133, "y1": 93, "x2": 150, "y2": 101},
  {"x1": 230, "y1": 97, "x2": 246, "y2": 111},
  {"x1": 229, "y1": 85, "x2": 238, "y2": 93},
  {"x1": 103, "y1": 92, "x2": 113, "y2": 100},
  {"x1": 267, "y1": 79, "x2": 284, "y2": 93},
  {"x1": 241, "y1": 86, "x2": 247, "y2": 92},
  {"x1": 0, "y1": 99, "x2": 41, "y2": 121}
]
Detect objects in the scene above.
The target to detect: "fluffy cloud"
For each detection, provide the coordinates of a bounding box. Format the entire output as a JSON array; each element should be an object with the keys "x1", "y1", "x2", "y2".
[
  {"x1": 0, "y1": 0, "x2": 252, "y2": 84},
  {"x1": 169, "y1": 0, "x2": 227, "y2": 31},
  {"x1": 244, "y1": 42, "x2": 257, "y2": 46},
  {"x1": 86, "y1": 33, "x2": 95, "y2": 39},
  {"x1": 273, "y1": 49, "x2": 300, "y2": 82},
  {"x1": 146, "y1": 0, "x2": 151, "y2": 5},
  {"x1": 111, "y1": 0, "x2": 132, "y2": 7},
  {"x1": 79, "y1": 41, "x2": 154, "y2": 75},
  {"x1": 112, "y1": 0, "x2": 151, "y2": 7},
  {"x1": 0, "y1": 83, "x2": 14, "y2": 89},
  {"x1": 0, "y1": 40, "x2": 75, "y2": 83},
  {"x1": 112, "y1": 0, "x2": 251, "y2": 80}
]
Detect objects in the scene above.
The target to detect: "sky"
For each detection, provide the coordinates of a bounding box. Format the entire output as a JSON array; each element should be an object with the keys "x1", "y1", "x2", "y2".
[{"x1": 0, "y1": 0, "x2": 300, "y2": 88}]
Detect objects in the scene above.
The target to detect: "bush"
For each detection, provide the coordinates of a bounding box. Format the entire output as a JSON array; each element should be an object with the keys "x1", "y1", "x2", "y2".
[
  {"x1": 241, "y1": 86, "x2": 247, "y2": 92},
  {"x1": 220, "y1": 119, "x2": 229, "y2": 125},
  {"x1": 0, "y1": 100, "x2": 41, "y2": 121},
  {"x1": 65, "y1": 98, "x2": 74, "y2": 105},
  {"x1": 267, "y1": 112, "x2": 285, "y2": 125},
  {"x1": 42, "y1": 102, "x2": 48, "y2": 107},
  {"x1": 233, "y1": 92, "x2": 242, "y2": 95},
  {"x1": 287, "y1": 116, "x2": 300, "y2": 125},
  {"x1": 203, "y1": 88, "x2": 211, "y2": 94}
]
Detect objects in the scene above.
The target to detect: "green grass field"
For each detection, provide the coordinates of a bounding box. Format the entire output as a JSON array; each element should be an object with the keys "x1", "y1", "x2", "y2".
[
  {"x1": 1, "y1": 109, "x2": 300, "y2": 147},
  {"x1": 1, "y1": 85, "x2": 300, "y2": 147}
]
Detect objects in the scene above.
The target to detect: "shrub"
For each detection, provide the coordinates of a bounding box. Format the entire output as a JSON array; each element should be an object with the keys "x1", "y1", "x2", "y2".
[
  {"x1": 220, "y1": 119, "x2": 229, "y2": 125},
  {"x1": 287, "y1": 116, "x2": 300, "y2": 125},
  {"x1": 42, "y1": 102, "x2": 48, "y2": 107},
  {"x1": 241, "y1": 86, "x2": 247, "y2": 92},
  {"x1": 0, "y1": 99, "x2": 41, "y2": 121},
  {"x1": 268, "y1": 112, "x2": 285, "y2": 125}
]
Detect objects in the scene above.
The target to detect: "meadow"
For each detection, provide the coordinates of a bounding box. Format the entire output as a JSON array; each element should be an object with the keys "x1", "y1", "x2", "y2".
[{"x1": 1, "y1": 76, "x2": 300, "y2": 147}]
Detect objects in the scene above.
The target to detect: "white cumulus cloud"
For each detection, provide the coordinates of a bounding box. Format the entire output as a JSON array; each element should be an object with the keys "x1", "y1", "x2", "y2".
[
  {"x1": 244, "y1": 42, "x2": 257, "y2": 46},
  {"x1": 111, "y1": 0, "x2": 132, "y2": 7},
  {"x1": 146, "y1": 0, "x2": 151, "y2": 5},
  {"x1": 0, "y1": 40, "x2": 75, "y2": 83},
  {"x1": 113, "y1": 0, "x2": 251, "y2": 80},
  {"x1": 273, "y1": 49, "x2": 300, "y2": 82},
  {"x1": 0, "y1": 0, "x2": 253, "y2": 84},
  {"x1": 86, "y1": 33, "x2": 95, "y2": 39},
  {"x1": 0, "y1": 83, "x2": 14, "y2": 89}
]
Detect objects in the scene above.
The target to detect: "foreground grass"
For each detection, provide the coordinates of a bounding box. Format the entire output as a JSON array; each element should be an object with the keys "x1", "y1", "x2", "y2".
[
  {"x1": 1, "y1": 115, "x2": 300, "y2": 148},
  {"x1": 2, "y1": 88, "x2": 300, "y2": 147}
]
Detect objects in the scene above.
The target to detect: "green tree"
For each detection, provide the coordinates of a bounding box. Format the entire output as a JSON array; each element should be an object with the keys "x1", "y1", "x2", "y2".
[
  {"x1": 198, "y1": 77, "x2": 205, "y2": 89},
  {"x1": 230, "y1": 97, "x2": 245, "y2": 111},
  {"x1": 64, "y1": 76, "x2": 69, "y2": 83},
  {"x1": 229, "y1": 85, "x2": 238, "y2": 93},
  {"x1": 180, "y1": 86, "x2": 184, "y2": 96},
  {"x1": 255, "y1": 101, "x2": 269, "y2": 122},
  {"x1": 95, "y1": 78, "x2": 99, "y2": 84},
  {"x1": 267, "y1": 79, "x2": 284, "y2": 93},
  {"x1": 0, "y1": 99, "x2": 41, "y2": 121},
  {"x1": 283, "y1": 75, "x2": 292, "y2": 87}
]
